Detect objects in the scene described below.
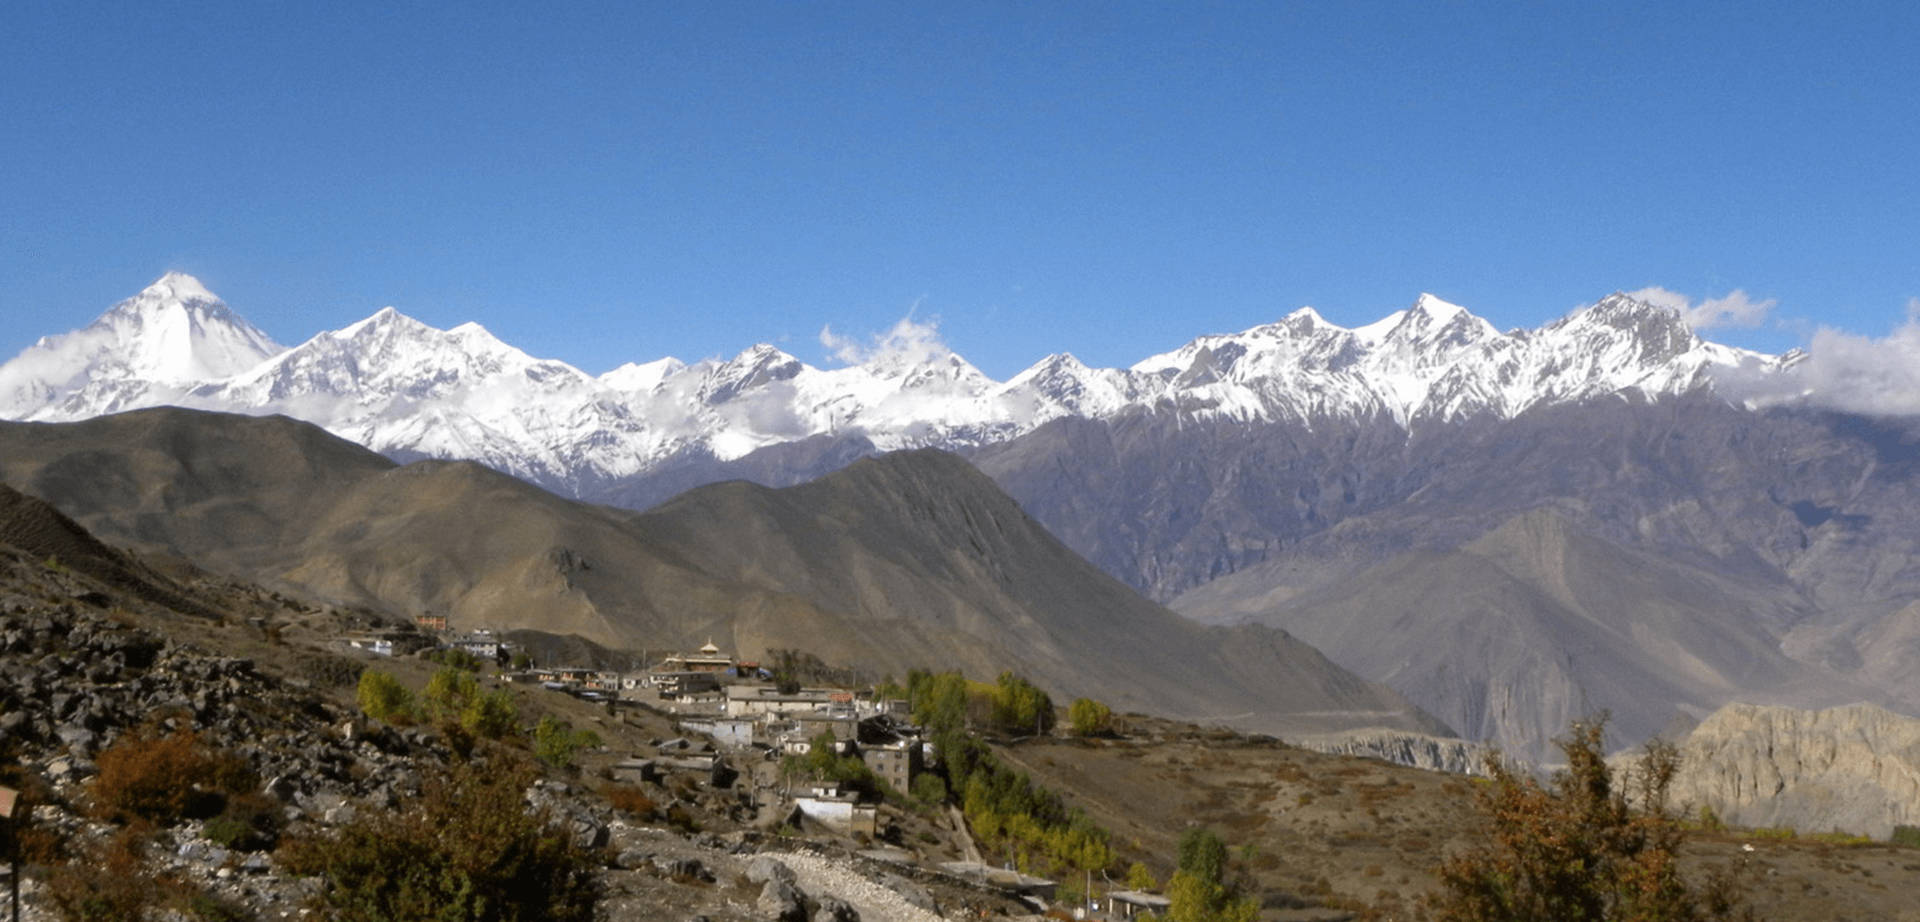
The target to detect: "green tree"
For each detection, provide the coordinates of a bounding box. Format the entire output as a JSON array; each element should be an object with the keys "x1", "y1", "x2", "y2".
[
  {"x1": 1166, "y1": 827, "x2": 1257, "y2": 922},
  {"x1": 990, "y1": 671, "x2": 1054, "y2": 736},
  {"x1": 356, "y1": 669, "x2": 414, "y2": 722},
  {"x1": 421, "y1": 665, "x2": 480, "y2": 724},
  {"x1": 1126, "y1": 860, "x2": 1158, "y2": 892},
  {"x1": 425, "y1": 648, "x2": 483, "y2": 671},
  {"x1": 1177, "y1": 827, "x2": 1228, "y2": 885},
  {"x1": 1068, "y1": 697, "x2": 1113, "y2": 736},
  {"x1": 907, "y1": 670, "x2": 972, "y2": 734},
  {"x1": 910, "y1": 772, "x2": 949, "y2": 807},
  {"x1": 1429, "y1": 717, "x2": 1758, "y2": 922},
  {"x1": 533, "y1": 716, "x2": 601, "y2": 769},
  {"x1": 784, "y1": 730, "x2": 887, "y2": 800},
  {"x1": 460, "y1": 688, "x2": 519, "y2": 740}
]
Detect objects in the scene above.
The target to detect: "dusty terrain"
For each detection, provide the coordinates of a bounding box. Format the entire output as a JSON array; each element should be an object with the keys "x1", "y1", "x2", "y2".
[{"x1": 998, "y1": 716, "x2": 1920, "y2": 922}]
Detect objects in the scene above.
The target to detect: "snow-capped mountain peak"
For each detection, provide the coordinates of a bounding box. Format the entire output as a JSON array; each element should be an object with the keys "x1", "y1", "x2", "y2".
[
  {"x1": 600, "y1": 357, "x2": 686, "y2": 393},
  {"x1": 0, "y1": 273, "x2": 283, "y2": 419},
  {"x1": 136, "y1": 270, "x2": 221, "y2": 306},
  {"x1": 700, "y1": 344, "x2": 805, "y2": 406},
  {"x1": 1283, "y1": 306, "x2": 1329, "y2": 328},
  {"x1": 94, "y1": 272, "x2": 283, "y2": 382}
]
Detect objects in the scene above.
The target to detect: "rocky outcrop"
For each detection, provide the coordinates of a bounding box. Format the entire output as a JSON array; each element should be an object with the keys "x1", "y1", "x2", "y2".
[
  {"x1": 1657, "y1": 702, "x2": 1920, "y2": 839},
  {"x1": 1293, "y1": 728, "x2": 1494, "y2": 776}
]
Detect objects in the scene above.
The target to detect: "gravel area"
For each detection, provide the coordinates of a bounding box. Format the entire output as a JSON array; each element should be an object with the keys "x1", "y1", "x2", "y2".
[{"x1": 766, "y1": 851, "x2": 948, "y2": 922}]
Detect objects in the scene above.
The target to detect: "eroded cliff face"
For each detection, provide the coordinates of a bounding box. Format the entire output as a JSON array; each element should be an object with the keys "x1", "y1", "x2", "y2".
[
  {"x1": 1293, "y1": 729, "x2": 1495, "y2": 776},
  {"x1": 1658, "y1": 702, "x2": 1920, "y2": 839}
]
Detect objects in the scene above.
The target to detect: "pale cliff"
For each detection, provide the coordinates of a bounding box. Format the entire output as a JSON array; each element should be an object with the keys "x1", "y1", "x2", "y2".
[{"x1": 1657, "y1": 702, "x2": 1920, "y2": 839}]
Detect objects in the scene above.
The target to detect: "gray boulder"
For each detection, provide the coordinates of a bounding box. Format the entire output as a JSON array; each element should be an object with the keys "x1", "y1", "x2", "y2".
[
  {"x1": 756, "y1": 877, "x2": 807, "y2": 922},
  {"x1": 745, "y1": 855, "x2": 796, "y2": 886}
]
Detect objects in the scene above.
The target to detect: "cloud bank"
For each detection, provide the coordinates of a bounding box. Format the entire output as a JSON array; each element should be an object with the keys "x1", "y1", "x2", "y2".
[{"x1": 1716, "y1": 298, "x2": 1920, "y2": 417}]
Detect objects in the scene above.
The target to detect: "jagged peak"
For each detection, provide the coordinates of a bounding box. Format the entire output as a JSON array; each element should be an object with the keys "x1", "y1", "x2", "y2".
[
  {"x1": 337, "y1": 306, "x2": 432, "y2": 339},
  {"x1": 1407, "y1": 292, "x2": 1467, "y2": 322},
  {"x1": 1284, "y1": 306, "x2": 1330, "y2": 327},
  {"x1": 105, "y1": 273, "x2": 237, "y2": 326},
  {"x1": 1007, "y1": 351, "x2": 1097, "y2": 386},
  {"x1": 724, "y1": 343, "x2": 801, "y2": 368},
  {"x1": 599, "y1": 356, "x2": 687, "y2": 390},
  {"x1": 1037, "y1": 351, "x2": 1091, "y2": 372},
  {"x1": 1584, "y1": 291, "x2": 1681, "y2": 322}
]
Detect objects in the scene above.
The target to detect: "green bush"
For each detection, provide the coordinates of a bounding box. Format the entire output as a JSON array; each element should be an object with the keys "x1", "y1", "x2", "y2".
[
  {"x1": 1695, "y1": 803, "x2": 1726, "y2": 832},
  {"x1": 533, "y1": 716, "x2": 601, "y2": 768},
  {"x1": 425, "y1": 648, "x2": 484, "y2": 671},
  {"x1": 1067, "y1": 697, "x2": 1113, "y2": 737},
  {"x1": 422, "y1": 666, "x2": 480, "y2": 724},
  {"x1": 279, "y1": 757, "x2": 597, "y2": 922},
  {"x1": 1126, "y1": 860, "x2": 1158, "y2": 891},
  {"x1": 1892, "y1": 824, "x2": 1920, "y2": 848},
  {"x1": 356, "y1": 669, "x2": 414, "y2": 722},
  {"x1": 203, "y1": 793, "x2": 283, "y2": 851},
  {"x1": 461, "y1": 688, "x2": 519, "y2": 740},
  {"x1": 910, "y1": 772, "x2": 949, "y2": 807},
  {"x1": 990, "y1": 671, "x2": 1054, "y2": 736},
  {"x1": 784, "y1": 730, "x2": 890, "y2": 800}
]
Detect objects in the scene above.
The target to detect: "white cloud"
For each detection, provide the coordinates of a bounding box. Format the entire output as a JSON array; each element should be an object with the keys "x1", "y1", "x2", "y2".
[
  {"x1": 1627, "y1": 285, "x2": 1692, "y2": 313},
  {"x1": 817, "y1": 306, "x2": 953, "y2": 373},
  {"x1": 1628, "y1": 286, "x2": 1776, "y2": 330},
  {"x1": 1716, "y1": 298, "x2": 1920, "y2": 416},
  {"x1": 818, "y1": 324, "x2": 864, "y2": 365}
]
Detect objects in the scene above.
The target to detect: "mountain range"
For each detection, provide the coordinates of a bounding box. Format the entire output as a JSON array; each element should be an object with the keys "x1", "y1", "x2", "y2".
[
  {"x1": 0, "y1": 406, "x2": 1441, "y2": 738},
  {"x1": 1, "y1": 273, "x2": 1794, "y2": 499},
  {"x1": 7, "y1": 274, "x2": 1919, "y2": 763}
]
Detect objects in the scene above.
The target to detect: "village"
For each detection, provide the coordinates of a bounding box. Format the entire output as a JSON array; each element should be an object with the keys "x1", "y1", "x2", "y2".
[{"x1": 335, "y1": 619, "x2": 1174, "y2": 919}]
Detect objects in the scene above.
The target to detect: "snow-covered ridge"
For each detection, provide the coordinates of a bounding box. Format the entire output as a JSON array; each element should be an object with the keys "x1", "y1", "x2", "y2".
[{"x1": 0, "y1": 274, "x2": 1791, "y2": 493}]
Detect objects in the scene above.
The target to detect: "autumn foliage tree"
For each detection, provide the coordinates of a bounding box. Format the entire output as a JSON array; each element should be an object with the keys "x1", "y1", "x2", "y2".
[{"x1": 1429, "y1": 717, "x2": 1757, "y2": 922}]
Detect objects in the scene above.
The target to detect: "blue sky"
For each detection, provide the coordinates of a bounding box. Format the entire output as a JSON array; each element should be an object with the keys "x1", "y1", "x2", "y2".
[{"x1": 4, "y1": 1, "x2": 1918, "y2": 378}]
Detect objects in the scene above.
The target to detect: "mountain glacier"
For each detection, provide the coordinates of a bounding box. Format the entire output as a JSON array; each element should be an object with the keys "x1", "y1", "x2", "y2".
[{"x1": 0, "y1": 273, "x2": 1794, "y2": 493}]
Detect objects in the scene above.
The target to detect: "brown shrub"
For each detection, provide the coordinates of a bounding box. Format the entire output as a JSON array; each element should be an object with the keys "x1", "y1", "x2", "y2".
[
  {"x1": 89, "y1": 725, "x2": 256, "y2": 825},
  {"x1": 603, "y1": 784, "x2": 658, "y2": 820},
  {"x1": 43, "y1": 837, "x2": 250, "y2": 922}
]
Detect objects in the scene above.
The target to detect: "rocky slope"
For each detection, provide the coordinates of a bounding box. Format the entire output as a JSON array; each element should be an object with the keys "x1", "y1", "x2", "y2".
[
  {"x1": 0, "y1": 489, "x2": 1040, "y2": 922},
  {"x1": 1656, "y1": 702, "x2": 1920, "y2": 840}
]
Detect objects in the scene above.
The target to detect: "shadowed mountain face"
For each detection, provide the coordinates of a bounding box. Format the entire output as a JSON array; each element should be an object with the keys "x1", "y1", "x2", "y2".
[
  {"x1": 966, "y1": 396, "x2": 1920, "y2": 761},
  {"x1": 0, "y1": 407, "x2": 1444, "y2": 738},
  {"x1": 1197, "y1": 508, "x2": 1883, "y2": 759},
  {"x1": 0, "y1": 481, "x2": 219, "y2": 618}
]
